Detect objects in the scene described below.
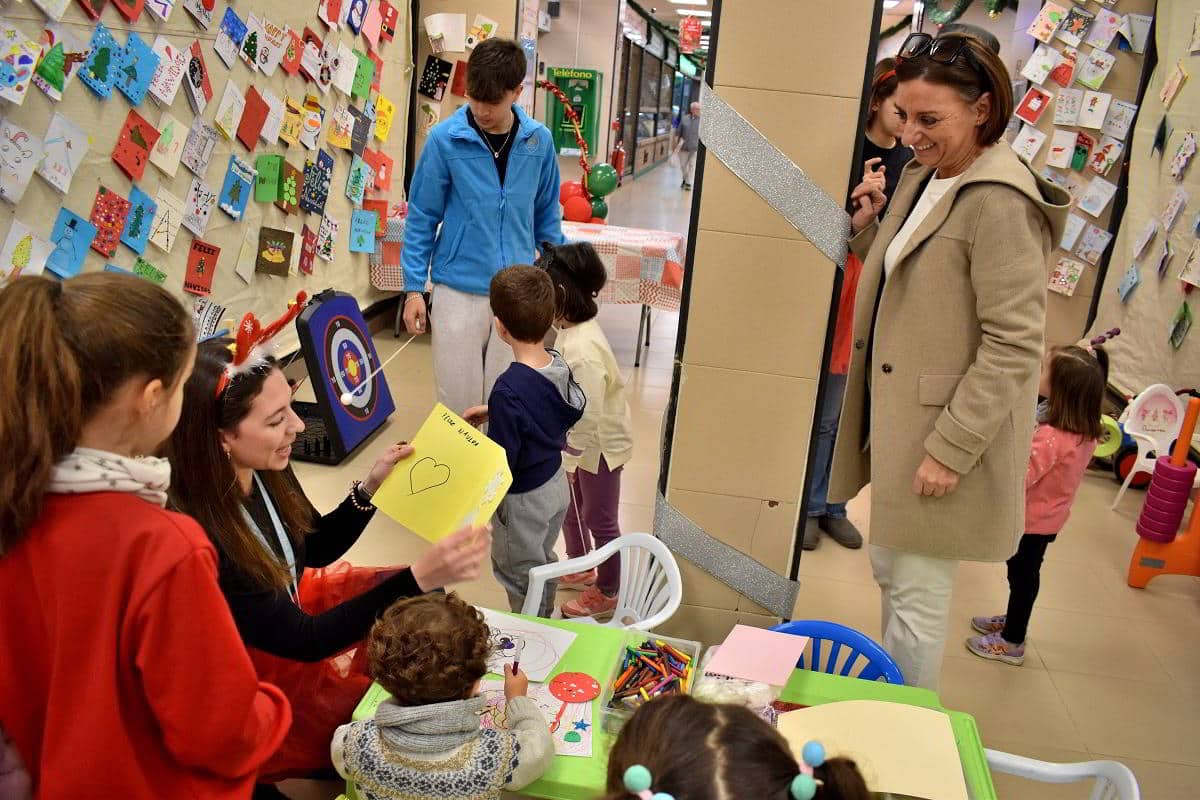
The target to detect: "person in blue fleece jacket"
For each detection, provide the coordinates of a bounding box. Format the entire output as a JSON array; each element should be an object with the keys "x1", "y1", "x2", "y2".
[
  {"x1": 402, "y1": 38, "x2": 564, "y2": 417},
  {"x1": 465, "y1": 266, "x2": 585, "y2": 617}
]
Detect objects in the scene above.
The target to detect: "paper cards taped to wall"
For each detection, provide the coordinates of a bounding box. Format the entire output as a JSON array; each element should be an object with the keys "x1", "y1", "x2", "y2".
[{"x1": 372, "y1": 403, "x2": 513, "y2": 542}]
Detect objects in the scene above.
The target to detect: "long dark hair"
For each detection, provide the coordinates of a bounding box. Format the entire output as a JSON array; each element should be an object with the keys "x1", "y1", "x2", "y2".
[
  {"x1": 602, "y1": 696, "x2": 870, "y2": 800},
  {"x1": 0, "y1": 274, "x2": 192, "y2": 554},
  {"x1": 866, "y1": 57, "x2": 900, "y2": 128},
  {"x1": 538, "y1": 241, "x2": 608, "y2": 324},
  {"x1": 165, "y1": 339, "x2": 314, "y2": 590},
  {"x1": 1043, "y1": 345, "x2": 1105, "y2": 440}
]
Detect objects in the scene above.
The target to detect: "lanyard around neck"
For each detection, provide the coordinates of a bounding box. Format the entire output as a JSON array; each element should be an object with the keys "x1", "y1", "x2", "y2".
[{"x1": 242, "y1": 472, "x2": 300, "y2": 604}]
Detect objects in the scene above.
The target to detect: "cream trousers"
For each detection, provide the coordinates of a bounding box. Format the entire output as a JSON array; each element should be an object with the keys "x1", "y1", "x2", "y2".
[{"x1": 430, "y1": 284, "x2": 514, "y2": 416}]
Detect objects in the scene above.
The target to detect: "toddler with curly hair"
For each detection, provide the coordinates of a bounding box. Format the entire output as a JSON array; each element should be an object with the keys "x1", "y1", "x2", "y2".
[{"x1": 331, "y1": 592, "x2": 555, "y2": 799}]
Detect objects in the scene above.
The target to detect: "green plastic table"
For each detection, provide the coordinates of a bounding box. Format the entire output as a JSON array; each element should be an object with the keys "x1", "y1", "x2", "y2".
[{"x1": 348, "y1": 615, "x2": 997, "y2": 800}]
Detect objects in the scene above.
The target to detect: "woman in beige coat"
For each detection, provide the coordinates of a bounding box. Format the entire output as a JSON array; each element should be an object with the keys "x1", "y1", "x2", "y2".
[{"x1": 830, "y1": 32, "x2": 1070, "y2": 691}]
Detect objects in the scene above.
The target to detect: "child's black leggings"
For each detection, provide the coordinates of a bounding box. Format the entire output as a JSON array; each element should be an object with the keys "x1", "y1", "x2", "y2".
[{"x1": 1002, "y1": 533, "x2": 1057, "y2": 644}]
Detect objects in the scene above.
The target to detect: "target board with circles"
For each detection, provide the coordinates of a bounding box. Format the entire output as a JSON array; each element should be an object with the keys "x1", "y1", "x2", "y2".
[{"x1": 294, "y1": 290, "x2": 395, "y2": 463}]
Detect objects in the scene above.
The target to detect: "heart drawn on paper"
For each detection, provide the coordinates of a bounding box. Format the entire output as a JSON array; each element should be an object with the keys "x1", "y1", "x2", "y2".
[{"x1": 409, "y1": 456, "x2": 450, "y2": 494}]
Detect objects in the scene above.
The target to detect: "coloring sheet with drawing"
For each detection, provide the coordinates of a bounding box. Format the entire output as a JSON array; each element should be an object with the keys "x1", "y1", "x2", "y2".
[
  {"x1": 477, "y1": 679, "x2": 593, "y2": 757},
  {"x1": 481, "y1": 608, "x2": 577, "y2": 682},
  {"x1": 372, "y1": 403, "x2": 513, "y2": 542}
]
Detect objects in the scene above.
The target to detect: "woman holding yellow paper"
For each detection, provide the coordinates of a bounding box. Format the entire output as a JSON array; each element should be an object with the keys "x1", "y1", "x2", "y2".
[{"x1": 165, "y1": 338, "x2": 490, "y2": 790}]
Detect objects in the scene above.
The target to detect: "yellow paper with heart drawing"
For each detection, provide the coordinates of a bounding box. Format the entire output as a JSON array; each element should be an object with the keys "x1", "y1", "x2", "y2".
[{"x1": 371, "y1": 403, "x2": 513, "y2": 542}]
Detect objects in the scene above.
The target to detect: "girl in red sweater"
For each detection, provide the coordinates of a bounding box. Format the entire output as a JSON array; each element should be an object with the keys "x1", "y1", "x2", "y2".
[
  {"x1": 0, "y1": 274, "x2": 292, "y2": 799},
  {"x1": 966, "y1": 344, "x2": 1107, "y2": 666}
]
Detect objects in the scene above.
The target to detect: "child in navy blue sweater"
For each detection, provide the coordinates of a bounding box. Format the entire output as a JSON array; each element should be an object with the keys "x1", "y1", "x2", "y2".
[{"x1": 465, "y1": 266, "x2": 584, "y2": 616}]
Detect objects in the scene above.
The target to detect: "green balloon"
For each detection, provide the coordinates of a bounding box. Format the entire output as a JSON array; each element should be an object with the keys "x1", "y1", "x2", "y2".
[
  {"x1": 587, "y1": 163, "x2": 619, "y2": 197},
  {"x1": 590, "y1": 197, "x2": 609, "y2": 219}
]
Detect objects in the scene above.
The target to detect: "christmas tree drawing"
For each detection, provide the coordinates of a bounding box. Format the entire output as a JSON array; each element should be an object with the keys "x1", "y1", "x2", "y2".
[
  {"x1": 227, "y1": 180, "x2": 242, "y2": 205},
  {"x1": 9, "y1": 233, "x2": 30, "y2": 276},
  {"x1": 127, "y1": 204, "x2": 145, "y2": 238},
  {"x1": 90, "y1": 47, "x2": 111, "y2": 82},
  {"x1": 37, "y1": 44, "x2": 66, "y2": 92},
  {"x1": 242, "y1": 32, "x2": 258, "y2": 63},
  {"x1": 282, "y1": 174, "x2": 297, "y2": 206}
]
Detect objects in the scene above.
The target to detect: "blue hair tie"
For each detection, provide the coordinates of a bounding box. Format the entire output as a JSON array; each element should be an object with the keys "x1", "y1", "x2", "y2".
[
  {"x1": 790, "y1": 740, "x2": 826, "y2": 800},
  {"x1": 623, "y1": 765, "x2": 674, "y2": 800}
]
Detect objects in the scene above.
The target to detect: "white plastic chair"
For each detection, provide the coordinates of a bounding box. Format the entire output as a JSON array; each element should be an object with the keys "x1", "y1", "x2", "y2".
[
  {"x1": 520, "y1": 532, "x2": 682, "y2": 630},
  {"x1": 986, "y1": 749, "x2": 1139, "y2": 800},
  {"x1": 1111, "y1": 383, "x2": 1200, "y2": 509}
]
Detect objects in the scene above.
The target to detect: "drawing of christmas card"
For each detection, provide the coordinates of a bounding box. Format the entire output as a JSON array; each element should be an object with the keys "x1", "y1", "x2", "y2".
[
  {"x1": 368, "y1": 50, "x2": 383, "y2": 92},
  {"x1": 111, "y1": 31, "x2": 159, "y2": 105},
  {"x1": 255, "y1": 154, "x2": 283, "y2": 202},
  {"x1": 299, "y1": 28, "x2": 323, "y2": 82},
  {"x1": 214, "y1": 7, "x2": 247, "y2": 68},
  {"x1": 346, "y1": 154, "x2": 370, "y2": 204},
  {"x1": 275, "y1": 160, "x2": 302, "y2": 214},
  {"x1": 1117, "y1": 264, "x2": 1139, "y2": 303},
  {"x1": 1085, "y1": 9, "x2": 1120, "y2": 50},
  {"x1": 240, "y1": 14, "x2": 263, "y2": 70},
  {"x1": 300, "y1": 149, "x2": 333, "y2": 214},
  {"x1": 1170, "y1": 133, "x2": 1197, "y2": 182},
  {"x1": 255, "y1": 227, "x2": 293, "y2": 276},
  {"x1": 345, "y1": 0, "x2": 367, "y2": 34},
  {"x1": 218, "y1": 155, "x2": 256, "y2": 220},
  {"x1": 1180, "y1": 241, "x2": 1200, "y2": 289},
  {"x1": 1156, "y1": 238, "x2": 1176, "y2": 278},
  {"x1": 327, "y1": 101, "x2": 354, "y2": 150},
  {"x1": 1101, "y1": 99, "x2": 1136, "y2": 140},
  {"x1": 112, "y1": 110, "x2": 160, "y2": 181},
  {"x1": 451, "y1": 60, "x2": 468, "y2": 97},
  {"x1": 0, "y1": 119, "x2": 41, "y2": 204},
  {"x1": 32, "y1": 0, "x2": 70, "y2": 21},
  {"x1": 149, "y1": 187, "x2": 183, "y2": 253},
  {"x1": 214, "y1": 81, "x2": 246, "y2": 141},
  {"x1": 234, "y1": 224, "x2": 258, "y2": 283},
  {"x1": 315, "y1": 40, "x2": 338, "y2": 93},
  {"x1": 318, "y1": 0, "x2": 342, "y2": 30},
  {"x1": 181, "y1": 117, "x2": 218, "y2": 176},
  {"x1": 350, "y1": 208, "x2": 376, "y2": 252},
  {"x1": 1027, "y1": 2, "x2": 1068, "y2": 43},
  {"x1": 133, "y1": 256, "x2": 166, "y2": 284},
  {"x1": 1021, "y1": 44, "x2": 1060, "y2": 86},
  {"x1": 1089, "y1": 136, "x2": 1123, "y2": 176},
  {"x1": 192, "y1": 296, "x2": 226, "y2": 338},
  {"x1": 1132, "y1": 219, "x2": 1157, "y2": 260},
  {"x1": 89, "y1": 186, "x2": 131, "y2": 257},
  {"x1": 146, "y1": 0, "x2": 173, "y2": 22},
  {"x1": 1170, "y1": 304, "x2": 1193, "y2": 351},
  {"x1": 1074, "y1": 224, "x2": 1112, "y2": 266},
  {"x1": 181, "y1": 0, "x2": 213, "y2": 30},
  {"x1": 298, "y1": 224, "x2": 317, "y2": 274},
  {"x1": 375, "y1": 95, "x2": 395, "y2": 141},
  {"x1": 1078, "y1": 176, "x2": 1117, "y2": 218},
  {"x1": 373, "y1": 403, "x2": 513, "y2": 543},
  {"x1": 1048, "y1": 256, "x2": 1085, "y2": 296},
  {"x1": 0, "y1": 221, "x2": 51, "y2": 282},
  {"x1": 1048, "y1": 46, "x2": 1077, "y2": 87},
  {"x1": 1076, "y1": 48, "x2": 1116, "y2": 90},
  {"x1": 1055, "y1": 5, "x2": 1094, "y2": 48},
  {"x1": 379, "y1": 0, "x2": 397, "y2": 41},
  {"x1": 362, "y1": 1, "x2": 383, "y2": 50},
  {"x1": 76, "y1": 0, "x2": 109, "y2": 21},
  {"x1": 112, "y1": 0, "x2": 145, "y2": 24},
  {"x1": 300, "y1": 94, "x2": 325, "y2": 150},
  {"x1": 149, "y1": 36, "x2": 187, "y2": 106},
  {"x1": 331, "y1": 42, "x2": 356, "y2": 95},
  {"x1": 1077, "y1": 91, "x2": 1111, "y2": 129},
  {"x1": 1016, "y1": 86, "x2": 1053, "y2": 125},
  {"x1": 1060, "y1": 213, "x2": 1086, "y2": 251},
  {"x1": 1159, "y1": 61, "x2": 1188, "y2": 110},
  {"x1": 182, "y1": 177, "x2": 217, "y2": 236},
  {"x1": 183, "y1": 238, "x2": 219, "y2": 295},
  {"x1": 317, "y1": 213, "x2": 337, "y2": 261},
  {"x1": 1072, "y1": 131, "x2": 1095, "y2": 171},
  {"x1": 362, "y1": 199, "x2": 387, "y2": 235},
  {"x1": 46, "y1": 209, "x2": 95, "y2": 278},
  {"x1": 183, "y1": 40, "x2": 213, "y2": 114},
  {"x1": 280, "y1": 95, "x2": 303, "y2": 146},
  {"x1": 1011, "y1": 124, "x2": 1046, "y2": 163},
  {"x1": 79, "y1": 23, "x2": 120, "y2": 98},
  {"x1": 1161, "y1": 187, "x2": 1189, "y2": 232},
  {"x1": 418, "y1": 55, "x2": 452, "y2": 100},
  {"x1": 37, "y1": 113, "x2": 87, "y2": 194},
  {"x1": 1046, "y1": 129, "x2": 1076, "y2": 169},
  {"x1": 466, "y1": 13, "x2": 499, "y2": 49},
  {"x1": 0, "y1": 23, "x2": 39, "y2": 106},
  {"x1": 417, "y1": 102, "x2": 440, "y2": 137},
  {"x1": 258, "y1": 18, "x2": 288, "y2": 77},
  {"x1": 349, "y1": 106, "x2": 371, "y2": 155},
  {"x1": 149, "y1": 112, "x2": 184, "y2": 177},
  {"x1": 120, "y1": 185, "x2": 157, "y2": 254},
  {"x1": 352, "y1": 49, "x2": 373, "y2": 100},
  {"x1": 281, "y1": 30, "x2": 302, "y2": 76},
  {"x1": 261, "y1": 89, "x2": 285, "y2": 145},
  {"x1": 1118, "y1": 13, "x2": 1152, "y2": 55},
  {"x1": 237, "y1": 87, "x2": 269, "y2": 151},
  {"x1": 33, "y1": 24, "x2": 85, "y2": 101},
  {"x1": 364, "y1": 148, "x2": 392, "y2": 189}
]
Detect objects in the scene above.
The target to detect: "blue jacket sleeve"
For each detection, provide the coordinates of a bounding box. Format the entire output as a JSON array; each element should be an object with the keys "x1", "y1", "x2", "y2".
[
  {"x1": 487, "y1": 389, "x2": 525, "y2": 474},
  {"x1": 533, "y1": 131, "x2": 565, "y2": 247},
  {"x1": 402, "y1": 134, "x2": 451, "y2": 292}
]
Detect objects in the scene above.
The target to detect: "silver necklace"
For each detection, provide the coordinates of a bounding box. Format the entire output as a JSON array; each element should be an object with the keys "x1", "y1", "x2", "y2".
[{"x1": 482, "y1": 123, "x2": 515, "y2": 159}]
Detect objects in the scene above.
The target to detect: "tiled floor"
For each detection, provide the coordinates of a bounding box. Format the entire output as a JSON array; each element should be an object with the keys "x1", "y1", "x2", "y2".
[{"x1": 288, "y1": 164, "x2": 1200, "y2": 798}]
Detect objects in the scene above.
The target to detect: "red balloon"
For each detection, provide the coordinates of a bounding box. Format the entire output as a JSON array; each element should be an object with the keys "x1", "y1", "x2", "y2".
[
  {"x1": 563, "y1": 195, "x2": 593, "y2": 222},
  {"x1": 589, "y1": 217, "x2": 607, "y2": 225},
  {"x1": 559, "y1": 181, "x2": 586, "y2": 205}
]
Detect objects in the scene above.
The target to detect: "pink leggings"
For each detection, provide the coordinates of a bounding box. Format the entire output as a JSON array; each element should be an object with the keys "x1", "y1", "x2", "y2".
[{"x1": 563, "y1": 456, "x2": 623, "y2": 596}]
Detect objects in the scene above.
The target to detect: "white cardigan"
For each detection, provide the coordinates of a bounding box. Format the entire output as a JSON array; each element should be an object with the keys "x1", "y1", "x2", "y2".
[{"x1": 555, "y1": 319, "x2": 634, "y2": 474}]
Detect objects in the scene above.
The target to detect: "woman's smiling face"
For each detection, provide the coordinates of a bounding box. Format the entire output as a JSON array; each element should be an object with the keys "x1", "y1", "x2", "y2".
[{"x1": 895, "y1": 78, "x2": 991, "y2": 177}]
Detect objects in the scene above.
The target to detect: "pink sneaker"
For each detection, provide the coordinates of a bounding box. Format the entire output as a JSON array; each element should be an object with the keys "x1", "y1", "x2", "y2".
[
  {"x1": 561, "y1": 586, "x2": 617, "y2": 619},
  {"x1": 558, "y1": 569, "x2": 597, "y2": 590}
]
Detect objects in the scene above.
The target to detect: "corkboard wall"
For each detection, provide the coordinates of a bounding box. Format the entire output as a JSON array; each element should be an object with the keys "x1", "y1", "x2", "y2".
[
  {"x1": 1088, "y1": 0, "x2": 1200, "y2": 396},
  {"x1": 0, "y1": 1, "x2": 413, "y2": 354}
]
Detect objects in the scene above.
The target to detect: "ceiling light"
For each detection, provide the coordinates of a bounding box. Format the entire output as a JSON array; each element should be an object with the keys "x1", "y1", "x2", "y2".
[
  {"x1": 678, "y1": 9, "x2": 711, "y2": 16},
  {"x1": 668, "y1": 0, "x2": 707, "y2": 5}
]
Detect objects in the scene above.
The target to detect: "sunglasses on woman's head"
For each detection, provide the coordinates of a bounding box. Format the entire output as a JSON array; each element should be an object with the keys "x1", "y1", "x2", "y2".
[{"x1": 898, "y1": 32, "x2": 978, "y2": 70}]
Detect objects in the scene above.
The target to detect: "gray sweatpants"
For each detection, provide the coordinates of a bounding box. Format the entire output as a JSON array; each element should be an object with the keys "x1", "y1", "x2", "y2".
[
  {"x1": 492, "y1": 471, "x2": 570, "y2": 617},
  {"x1": 430, "y1": 284, "x2": 514, "y2": 416}
]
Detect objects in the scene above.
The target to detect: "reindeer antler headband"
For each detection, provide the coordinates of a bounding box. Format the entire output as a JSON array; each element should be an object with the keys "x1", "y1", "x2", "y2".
[{"x1": 214, "y1": 292, "x2": 308, "y2": 398}]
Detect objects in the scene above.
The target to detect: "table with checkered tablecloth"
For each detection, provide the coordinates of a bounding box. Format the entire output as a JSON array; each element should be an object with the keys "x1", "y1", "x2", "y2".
[{"x1": 561, "y1": 221, "x2": 685, "y2": 312}]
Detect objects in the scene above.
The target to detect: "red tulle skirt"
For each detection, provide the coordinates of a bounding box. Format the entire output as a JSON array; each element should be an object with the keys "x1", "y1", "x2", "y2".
[{"x1": 250, "y1": 562, "x2": 401, "y2": 782}]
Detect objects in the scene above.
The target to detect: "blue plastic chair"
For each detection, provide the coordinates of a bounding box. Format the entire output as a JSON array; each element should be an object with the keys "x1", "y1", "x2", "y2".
[{"x1": 770, "y1": 620, "x2": 904, "y2": 684}]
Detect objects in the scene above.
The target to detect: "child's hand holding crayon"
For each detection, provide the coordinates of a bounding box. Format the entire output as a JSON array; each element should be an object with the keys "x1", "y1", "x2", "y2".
[{"x1": 503, "y1": 662, "x2": 528, "y2": 702}]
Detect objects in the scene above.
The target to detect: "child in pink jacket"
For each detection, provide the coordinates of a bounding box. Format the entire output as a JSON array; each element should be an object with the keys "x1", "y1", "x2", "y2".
[{"x1": 966, "y1": 344, "x2": 1107, "y2": 665}]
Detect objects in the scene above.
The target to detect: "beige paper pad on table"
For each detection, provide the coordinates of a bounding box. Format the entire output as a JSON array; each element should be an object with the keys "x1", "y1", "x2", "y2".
[
  {"x1": 777, "y1": 700, "x2": 968, "y2": 800},
  {"x1": 372, "y1": 403, "x2": 512, "y2": 542}
]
